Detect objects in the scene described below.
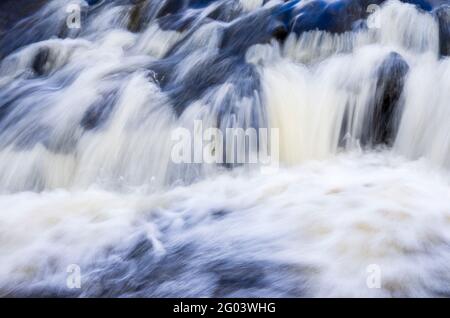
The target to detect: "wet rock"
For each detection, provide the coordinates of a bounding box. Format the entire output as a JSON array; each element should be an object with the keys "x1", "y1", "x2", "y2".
[
  {"x1": 209, "y1": 260, "x2": 267, "y2": 297},
  {"x1": 434, "y1": 5, "x2": 450, "y2": 56},
  {"x1": 156, "y1": 0, "x2": 186, "y2": 18},
  {"x1": 277, "y1": 0, "x2": 434, "y2": 37},
  {"x1": 157, "y1": 12, "x2": 198, "y2": 32},
  {"x1": 157, "y1": 0, "x2": 241, "y2": 31},
  {"x1": 125, "y1": 235, "x2": 154, "y2": 260},
  {"x1": 0, "y1": 0, "x2": 48, "y2": 34},
  {"x1": 0, "y1": 4, "x2": 74, "y2": 59},
  {"x1": 153, "y1": 6, "x2": 289, "y2": 116},
  {"x1": 80, "y1": 91, "x2": 117, "y2": 131},
  {"x1": 211, "y1": 209, "x2": 230, "y2": 219},
  {"x1": 86, "y1": 0, "x2": 103, "y2": 5},
  {"x1": 220, "y1": 9, "x2": 288, "y2": 54},
  {"x1": 207, "y1": 0, "x2": 242, "y2": 22},
  {"x1": 0, "y1": 0, "x2": 49, "y2": 59},
  {"x1": 364, "y1": 52, "x2": 410, "y2": 146},
  {"x1": 3, "y1": 285, "x2": 78, "y2": 298},
  {"x1": 157, "y1": 0, "x2": 218, "y2": 18},
  {"x1": 279, "y1": 0, "x2": 384, "y2": 35},
  {"x1": 128, "y1": 0, "x2": 149, "y2": 33},
  {"x1": 56, "y1": 238, "x2": 306, "y2": 297},
  {"x1": 151, "y1": 53, "x2": 260, "y2": 116},
  {"x1": 402, "y1": 0, "x2": 433, "y2": 11},
  {"x1": 0, "y1": 95, "x2": 16, "y2": 124},
  {"x1": 32, "y1": 47, "x2": 53, "y2": 76},
  {"x1": 81, "y1": 241, "x2": 193, "y2": 297},
  {"x1": 128, "y1": 1, "x2": 145, "y2": 33}
]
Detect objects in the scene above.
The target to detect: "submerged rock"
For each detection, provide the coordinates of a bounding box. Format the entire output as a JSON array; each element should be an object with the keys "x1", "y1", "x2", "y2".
[{"x1": 80, "y1": 91, "x2": 118, "y2": 131}]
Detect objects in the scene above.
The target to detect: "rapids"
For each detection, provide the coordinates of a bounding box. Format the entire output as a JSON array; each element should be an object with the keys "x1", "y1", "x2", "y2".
[{"x1": 0, "y1": 0, "x2": 449, "y2": 297}]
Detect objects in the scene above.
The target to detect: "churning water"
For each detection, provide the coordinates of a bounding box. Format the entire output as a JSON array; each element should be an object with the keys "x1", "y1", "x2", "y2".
[{"x1": 0, "y1": 0, "x2": 449, "y2": 297}]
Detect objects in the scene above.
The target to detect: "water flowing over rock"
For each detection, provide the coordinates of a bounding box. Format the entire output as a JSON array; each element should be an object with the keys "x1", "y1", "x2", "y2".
[{"x1": 0, "y1": 0, "x2": 450, "y2": 298}]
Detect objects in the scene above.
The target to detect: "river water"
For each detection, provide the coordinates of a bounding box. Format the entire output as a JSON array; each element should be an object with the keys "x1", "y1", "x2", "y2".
[{"x1": 0, "y1": 0, "x2": 449, "y2": 297}]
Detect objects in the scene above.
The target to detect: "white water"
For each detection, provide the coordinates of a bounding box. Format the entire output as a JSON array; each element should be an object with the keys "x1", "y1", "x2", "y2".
[
  {"x1": 0, "y1": 0, "x2": 449, "y2": 297},
  {"x1": 1, "y1": 152, "x2": 449, "y2": 297}
]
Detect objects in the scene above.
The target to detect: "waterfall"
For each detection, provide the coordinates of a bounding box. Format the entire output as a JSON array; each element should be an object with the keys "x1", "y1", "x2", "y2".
[
  {"x1": 0, "y1": 0, "x2": 448, "y2": 192},
  {"x1": 0, "y1": 0, "x2": 449, "y2": 297}
]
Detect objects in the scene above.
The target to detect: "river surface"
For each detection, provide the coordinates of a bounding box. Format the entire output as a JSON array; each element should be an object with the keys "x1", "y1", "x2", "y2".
[{"x1": 0, "y1": 0, "x2": 449, "y2": 297}]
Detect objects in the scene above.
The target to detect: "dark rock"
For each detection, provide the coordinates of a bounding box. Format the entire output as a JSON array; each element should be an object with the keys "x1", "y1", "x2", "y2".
[
  {"x1": 0, "y1": 0, "x2": 49, "y2": 59},
  {"x1": 211, "y1": 209, "x2": 230, "y2": 219},
  {"x1": 80, "y1": 91, "x2": 117, "y2": 131},
  {"x1": 278, "y1": 0, "x2": 385, "y2": 35},
  {"x1": 152, "y1": 6, "x2": 289, "y2": 117},
  {"x1": 209, "y1": 260, "x2": 267, "y2": 297},
  {"x1": 128, "y1": 0, "x2": 149, "y2": 33},
  {"x1": 276, "y1": 0, "x2": 434, "y2": 37},
  {"x1": 0, "y1": 94, "x2": 16, "y2": 125},
  {"x1": 150, "y1": 52, "x2": 260, "y2": 116},
  {"x1": 156, "y1": 0, "x2": 186, "y2": 18},
  {"x1": 220, "y1": 9, "x2": 287, "y2": 54},
  {"x1": 156, "y1": 0, "x2": 241, "y2": 31},
  {"x1": 156, "y1": 0, "x2": 218, "y2": 19},
  {"x1": 364, "y1": 52, "x2": 410, "y2": 146},
  {"x1": 157, "y1": 12, "x2": 198, "y2": 32},
  {"x1": 402, "y1": 0, "x2": 433, "y2": 11},
  {"x1": 206, "y1": 0, "x2": 242, "y2": 22},
  {"x1": 55, "y1": 239, "x2": 305, "y2": 297},
  {"x1": 0, "y1": 0, "x2": 48, "y2": 34},
  {"x1": 125, "y1": 235, "x2": 154, "y2": 260},
  {"x1": 32, "y1": 47, "x2": 52, "y2": 76},
  {"x1": 434, "y1": 5, "x2": 450, "y2": 56},
  {"x1": 86, "y1": 0, "x2": 103, "y2": 5},
  {"x1": 0, "y1": 4, "x2": 70, "y2": 59}
]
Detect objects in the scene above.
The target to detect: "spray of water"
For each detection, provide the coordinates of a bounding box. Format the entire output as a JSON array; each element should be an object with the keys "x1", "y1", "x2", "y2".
[{"x1": 0, "y1": 0, "x2": 449, "y2": 297}]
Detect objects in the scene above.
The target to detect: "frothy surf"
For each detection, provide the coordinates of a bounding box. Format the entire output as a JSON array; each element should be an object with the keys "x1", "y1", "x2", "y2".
[{"x1": 0, "y1": 0, "x2": 449, "y2": 297}]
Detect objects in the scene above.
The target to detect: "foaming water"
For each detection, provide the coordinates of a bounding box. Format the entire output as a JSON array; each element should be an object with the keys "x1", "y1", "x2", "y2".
[
  {"x1": 0, "y1": 0, "x2": 449, "y2": 297},
  {"x1": 1, "y1": 151, "x2": 449, "y2": 297}
]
